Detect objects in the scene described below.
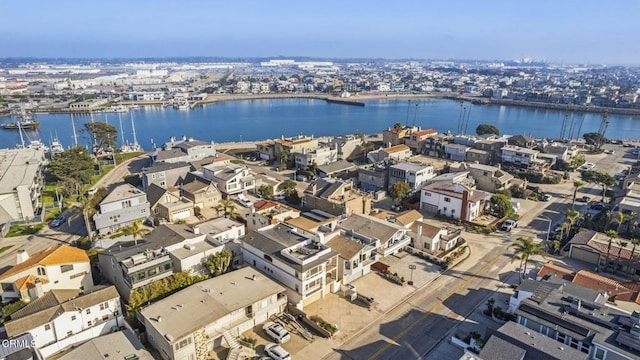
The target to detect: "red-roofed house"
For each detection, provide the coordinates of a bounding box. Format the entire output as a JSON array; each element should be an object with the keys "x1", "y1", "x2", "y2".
[
  {"x1": 247, "y1": 199, "x2": 300, "y2": 232},
  {"x1": 404, "y1": 128, "x2": 438, "y2": 153},
  {"x1": 0, "y1": 245, "x2": 93, "y2": 303}
]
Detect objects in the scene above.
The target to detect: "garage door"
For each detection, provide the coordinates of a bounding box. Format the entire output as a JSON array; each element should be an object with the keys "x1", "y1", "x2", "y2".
[{"x1": 172, "y1": 208, "x2": 192, "y2": 220}]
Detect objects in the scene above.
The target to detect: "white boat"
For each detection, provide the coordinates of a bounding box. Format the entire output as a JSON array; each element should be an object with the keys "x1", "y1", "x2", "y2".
[
  {"x1": 108, "y1": 105, "x2": 129, "y2": 113},
  {"x1": 49, "y1": 135, "x2": 64, "y2": 157},
  {"x1": 173, "y1": 99, "x2": 190, "y2": 110}
]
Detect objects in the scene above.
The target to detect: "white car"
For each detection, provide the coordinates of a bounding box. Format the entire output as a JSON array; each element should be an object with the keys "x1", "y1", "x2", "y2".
[
  {"x1": 501, "y1": 219, "x2": 518, "y2": 232},
  {"x1": 263, "y1": 322, "x2": 291, "y2": 344},
  {"x1": 236, "y1": 194, "x2": 253, "y2": 208},
  {"x1": 542, "y1": 194, "x2": 553, "y2": 201},
  {"x1": 264, "y1": 343, "x2": 291, "y2": 360},
  {"x1": 272, "y1": 194, "x2": 286, "y2": 201},
  {"x1": 86, "y1": 187, "x2": 98, "y2": 196}
]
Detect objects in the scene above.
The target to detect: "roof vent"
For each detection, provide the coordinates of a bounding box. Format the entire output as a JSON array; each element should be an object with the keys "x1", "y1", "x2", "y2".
[{"x1": 157, "y1": 316, "x2": 162, "y2": 323}]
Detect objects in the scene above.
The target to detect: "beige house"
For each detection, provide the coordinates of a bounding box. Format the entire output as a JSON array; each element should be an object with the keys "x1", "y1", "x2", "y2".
[
  {"x1": 147, "y1": 185, "x2": 193, "y2": 223},
  {"x1": 180, "y1": 179, "x2": 221, "y2": 215},
  {"x1": 404, "y1": 128, "x2": 438, "y2": 153},
  {"x1": 304, "y1": 178, "x2": 372, "y2": 216},
  {"x1": 410, "y1": 221, "x2": 462, "y2": 254},
  {"x1": 0, "y1": 245, "x2": 93, "y2": 303}
]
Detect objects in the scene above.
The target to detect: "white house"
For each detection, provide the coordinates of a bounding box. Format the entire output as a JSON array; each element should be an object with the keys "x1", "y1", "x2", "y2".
[
  {"x1": 501, "y1": 145, "x2": 543, "y2": 168},
  {"x1": 420, "y1": 182, "x2": 490, "y2": 222},
  {"x1": 3, "y1": 286, "x2": 123, "y2": 359},
  {"x1": 388, "y1": 162, "x2": 436, "y2": 194},
  {"x1": 294, "y1": 146, "x2": 338, "y2": 168},
  {"x1": 0, "y1": 245, "x2": 93, "y2": 303},
  {"x1": 338, "y1": 213, "x2": 412, "y2": 257},
  {"x1": 0, "y1": 147, "x2": 46, "y2": 223},
  {"x1": 410, "y1": 221, "x2": 463, "y2": 253},
  {"x1": 242, "y1": 223, "x2": 339, "y2": 309},
  {"x1": 140, "y1": 267, "x2": 287, "y2": 360},
  {"x1": 93, "y1": 183, "x2": 151, "y2": 235},
  {"x1": 202, "y1": 163, "x2": 256, "y2": 195}
]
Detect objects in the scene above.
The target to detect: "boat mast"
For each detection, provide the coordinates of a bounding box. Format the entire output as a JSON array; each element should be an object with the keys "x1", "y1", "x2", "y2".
[
  {"x1": 71, "y1": 113, "x2": 79, "y2": 147},
  {"x1": 18, "y1": 121, "x2": 25, "y2": 148},
  {"x1": 130, "y1": 112, "x2": 139, "y2": 147},
  {"x1": 118, "y1": 113, "x2": 126, "y2": 147}
]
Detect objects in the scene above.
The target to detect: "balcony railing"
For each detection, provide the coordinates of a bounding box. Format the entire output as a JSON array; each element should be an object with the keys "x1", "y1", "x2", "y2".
[{"x1": 379, "y1": 236, "x2": 411, "y2": 257}]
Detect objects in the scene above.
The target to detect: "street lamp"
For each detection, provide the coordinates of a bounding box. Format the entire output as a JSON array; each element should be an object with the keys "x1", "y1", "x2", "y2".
[
  {"x1": 408, "y1": 264, "x2": 416, "y2": 286},
  {"x1": 539, "y1": 214, "x2": 553, "y2": 254}
]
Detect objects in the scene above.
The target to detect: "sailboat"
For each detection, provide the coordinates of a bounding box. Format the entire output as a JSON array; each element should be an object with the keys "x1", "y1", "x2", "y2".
[
  {"x1": 120, "y1": 112, "x2": 143, "y2": 153},
  {"x1": 48, "y1": 132, "x2": 65, "y2": 158}
]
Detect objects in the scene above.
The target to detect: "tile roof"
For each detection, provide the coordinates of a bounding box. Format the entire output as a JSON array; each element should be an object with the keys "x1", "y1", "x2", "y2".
[
  {"x1": 394, "y1": 210, "x2": 423, "y2": 226},
  {"x1": 13, "y1": 275, "x2": 49, "y2": 291},
  {"x1": 413, "y1": 129, "x2": 437, "y2": 137},
  {"x1": 381, "y1": 145, "x2": 410, "y2": 154},
  {"x1": 253, "y1": 199, "x2": 279, "y2": 212},
  {"x1": 537, "y1": 261, "x2": 575, "y2": 281},
  {"x1": 0, "y1": 245, "x2": 89, "y2": 280}
]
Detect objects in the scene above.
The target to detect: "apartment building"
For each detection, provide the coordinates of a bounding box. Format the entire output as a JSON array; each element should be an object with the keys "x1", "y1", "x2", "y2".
[{"x1": 0, "y1": 147, "x2": 46, "y2": 223}]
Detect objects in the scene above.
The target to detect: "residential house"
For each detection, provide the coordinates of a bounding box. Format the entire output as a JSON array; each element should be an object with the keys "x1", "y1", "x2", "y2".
[
  {"x1": 410, "y1": 221, "x2": 462, "y2": 254},
  {"x1": 423, "y1": 133, "x2": 453, "y2": 158},
  {"x1": 326, "y1": 232, "x2": 378, "y2": 286},
  {"x1": 273, "y1": 135, "x2": 319, "y2": 165},
  {"x1": 479, "y1": 321, "x2": 588, "y2": 360},
  {"x1": 465, "y1": 148, "x2": 492, "y2": 165},
  {"x1": 404, "y1": 128, "x2": 438, "y2": 153},
  {"x1": 358, "y1": 164, "x2": 388, "y2": 193},
  {"x1": 56, "y1": 329, "x2": 154, "y2": 360},
  {"x1": 304, "y1": 178, "x2": 372, "y2": 216},
  {"x1": 392, "y1": 210, "x2": 423, "y2": 229},
  {"x1": 0, "y1": 147, "x2": 46, "y2": 223},
  {"x1": 546, "y1": 143, "x2": 571, "y2": 162},
  {"x1": 382, "y1": 125, "x2": 414, "y2": 147},
  {"x1": 388, "y1": 162, "x2": 435, "y2": 194},
  {"x1": 508, "y1": 134, "x2": 535, "y2": 148},
  {"x1": 618, "y1": 182, "x2": 640, "y2": 216},
  {"x1": 242, "y1": 223, "x2": 339, "y2": 308},
  {"x1": 97, "y1": 242, "x2": 173, "y2": 301},
  {"x1": 294, "y1": 145, "x2": 338, "y2": 168},
  {"x1": 465, "y1": 163, "x2": 514, "y2": 193},
  {"x1": 328, "y1": 134, "x2": 362, "y2": 160},
  {"x1": 501, "y1": 145, "x2": 544, "y2": 169},
  {"x1": 256, "y1": 140, "x2": 277, "y2": 161},
  {"x1": 426, "y1": 171, "x2": 477, "y2": 189},
  {"x1": 566, "y1": 229, "x2": 640, "y2": 279},
  {"x1": 145, "y1": 219, "x2": 245, "y2": 275},
  {"x1": 338, "y1": 213, "x2": 412, "y2": 257},
  {"x1": 3, "y1": 286, "x2": 123, "y2": 359},
  {"x1": 151, "y1": 136, "x2": 216, "y2": 164},
  {"x1": 285, "y1": 209, "x2": 340, "y2": 235},
  {"x1": 420, "y1": 182, "x2": 490, "y2": 222},
  {"x1": 247, "y1": 199, "x2": 300, "y2": 232},
  {"x1": 444, "y1": 143, "x2": 470, "y2": 162},
  {"x1": 141, "y1": 161, "x2": 191, "y2": 190},
  {"x1": 254, "y1": 173, "x2": 283, "y2": 197},
  {"x1": 202, "y1": 163, "x2": 256, "y2": 196},
  {"x1": 140, "y1": 267, "x2": 287, "y2": 360},
  {"x1": 0, "y1": 245, "x2": 93, "y2": 303},
  {"x1": 473, "y1": 139, "x2": 506, "y2": 165},
  {"x1": 180, "y1": 178, "x2": 221, "y2": 215},
  {"x1": 146, "y1": 184, "x2": 183, "y2": 223},
  {"x1": 380, "y1": 144, "x2": 412, "y2": 162},
  {"x1": 93, "y1": 183, "x2": 151, "y2": 235},
  {"x1": 512, "y1": 278, "x2": 640, "y2": 359},
  {"x1": 317, "y1": 160, "x2": 357, "y2": 179}
]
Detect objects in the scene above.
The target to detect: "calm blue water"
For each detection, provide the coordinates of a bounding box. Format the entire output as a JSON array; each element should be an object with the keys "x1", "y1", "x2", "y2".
[{"x1": 1, "y1": 98, "x2": 638, "y2": 150}]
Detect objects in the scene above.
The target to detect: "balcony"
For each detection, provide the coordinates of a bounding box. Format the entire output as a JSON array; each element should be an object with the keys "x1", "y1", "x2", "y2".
[{"x1": 379, "y1": 236, "x2": 411, "y2": 257}]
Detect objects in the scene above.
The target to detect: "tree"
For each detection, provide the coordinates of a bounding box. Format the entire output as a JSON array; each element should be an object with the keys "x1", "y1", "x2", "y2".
[
  {"x1": 476, "y1": 124, "x2": 500, "y2": 136},
  {"x1": 581, "y1": 170, "x2": 615, "y2": 202},
  {"x1": 614, "y1": 239, "x2": 629, "y2": 274},
  {"x1": 583, "y1": 132, "x2": 606, "y2": 146},
  {"x1": 285, "y1": 190, "x2": 301, "y2": 205},
  {"x1": 627, "y1": 238, "x2": 640, "y2": 276},
  {"x1": 122, "y1": 220, "x2": 150, "y2": 240},
  {"x1": 257, "y1": 185, "x2": 273, "y2": 199},
  {"x1": 215, "y1": 198, "x2": 237, "y2": 219},
  {"x1": 389, "y1": 182, "x2": 411, "y2": 204},
  {"x1": 278, "y1": 180, "x2": 297, "y2": 196},
  {"x1": 359, "y1": 140, "x2": 374, "y2": 162},
  {"x1": 203, "y1": 250, "x2": 233, "y2": 276},
  {"x1": 509, "y1": 184, "x2": 526, "y2": 199},
  {"x1": 490, "y1": 194, "x2": 513, "y2": 218},
  {"x1": 605, "y1": 229, "x2": 618, "y2": 271},
  {"x1": 510, "y1": 237, "x2": 547, "y2": 281},
  {"x1": 571, "y1": 180, "x2": 583, "y2": 210},
  {"x1": 84, "y1": 121, "x2": 118, "y2": 151},
  {"x1": 79, "y1": 195, "x2": 95, "y2": 242},
  {"x1": 48, "y1": 146, "x2": 95, "y2": 185}
]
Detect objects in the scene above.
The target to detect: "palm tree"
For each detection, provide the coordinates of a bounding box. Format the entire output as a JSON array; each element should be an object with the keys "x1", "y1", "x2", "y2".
[
  {"x1": 615, "y1": 211, "x2": 625, "y2": 233},
  {"x1": 359, "y1": 141, "x2": 374, "y2": 162},
  {"x1": 565, "y1": 208, "x2": 580, "y2": 233},
  {"x1": 604, "y1": 229, "x2": 618, "y2": 272},
  {"x1": 571, "y1": 180, "x2": 583, "y2": 210},
  {"x1": 215, "y1": 198, "x2": 237, "y2": 219},
  {"x1": 614, "y1": 240, "x2": 629, "y2": 274},
  {"x1": 510, "y1": 237, "x2": 547, "y2": 282},
  {"x1": 627, "y1": 238, "x2": 640, "y2": 277},
  {"x1": 79, "y1": 195, "x2": 95, "y2": 242},
  {"x1": 122, "y1": 220, "x2": 150, "y2": 240}
]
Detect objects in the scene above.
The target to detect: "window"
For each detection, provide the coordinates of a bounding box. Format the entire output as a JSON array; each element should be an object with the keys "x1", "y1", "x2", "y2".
[
  {"x1": 102, "y1": 314, "x2": 109, "y2": 320},
  {"x1": 345, "y1": 260, "x2": 350, "y2": 270},
  {"x1": 556, "y1": 333, "x2": 566, "y2": 344},
  {"x1": 86, "y1": 308, "x2": 91, "y2": 315},
  {"x1": 147, "y1": 268, "x2": 158, "y2": 277},
  {"x1": 594, "y1": 347, "x2": 606, "y2": 359},
  {"x1": 570, "y1": 338, "x2": 579, "y2": 349},
  {"x1": 123, "y1": 200, "x2": 132, "y2": 208},
  {"x1": 99, "y1": 302, "x2": 109, "y2": 310},
  {"x1": 444, "y1": 197, "x2": 451, "y2": 202},
  {"x1": 45, "y1": 324, "x2": 51, "y2": 330},
  {"x1": 60, "y1": 264, "x2": 74, "y2": 273},
  {"x1": 580, "y1": 343, "x2": 590, "y2": 354},
  {"x1": 164, "y1": 263, "x2": 172, "y2": 271},
  {"x1": 87, "y1": 321, "x2": 92, "y2": 326},
  {"x1": 66, "y1": 331, "x2": 73, "y2": 337},
  {"x1": 1, "y1": 283, "x2": 14, "y2": 292},
  {"x1": 264, "y1": 254, "x2": 273, "y2": 263},
  {"x1": 37, "y1": 267, "x2": 46, "y2": 276},
  {"x1": 71, "y1": 315, "x2": 76, "y2": 321},
  {"x1": 175, "y1": 337, "x2": 192, "y2": 351}
]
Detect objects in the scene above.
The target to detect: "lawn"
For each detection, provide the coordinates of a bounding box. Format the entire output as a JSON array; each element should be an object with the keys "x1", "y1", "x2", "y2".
[
  {"x1": 42, "y1": 183, "x2": 59, "y2": 205},
  {"x1": 5, "y1": 224, "x2": 44, "y2": 237},
  {"x1": 115, "y1": 151, "x2": 145, "y2": 163},
  {"x1": 0, "y1": 246, "x2": 13, "y2": 255}
]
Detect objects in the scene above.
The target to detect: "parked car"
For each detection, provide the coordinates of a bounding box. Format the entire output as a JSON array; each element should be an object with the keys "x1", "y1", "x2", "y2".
[
  {"x1": 264, "y1": 343, "x2": 291, "y2": 360},
  {"x1": 49, "y1": 215, "x2": 66, "y2": 228},
  {"x1": 577, "y1": 195, "x2": 590, "y2": 202},
  {"x1": 86, "y1": 187, "x2": 98, "y2": 196},
  {"x1": 549, "y1": 223, "x2": 564, "y2": 238},
  {"x1": 272, "y1": 194, "x2": 286, "y2": 201},
  {"x1": 500, "y1": 219, "x2": 518, "y2": 232},
  {"x1": 605, "y1": 149, "x2": 615, "y2": 154},
  {"x1": 542, "y1": 194, "x2": 553, "y2": 201},
  {"x1": 263, "y1": 322, "x2": 291, "y2": 344},
  {"x1": 236, "y1": 194, "x2": 253, "y2": 208}
]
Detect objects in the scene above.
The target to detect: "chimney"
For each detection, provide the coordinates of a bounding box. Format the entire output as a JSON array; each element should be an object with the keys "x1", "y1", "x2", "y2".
[
  {"x1": 251, "y1": 274, "x2": 257, "y2": 281},
  {"x1": 34, "y1": 279, "x2": 44, "y2": 298},
  {"x1": 193, "y1": 226, "x2": 200, "y2": 235},
  {"x1": 157, "y1": 316, "x2": 162, "y2": 322},
  {"x1": 461, "y1": 190, "x2": 469, "y2": 222},
  {"x1": 16, "y1": 250, "x2": 29, "y2": 264}
]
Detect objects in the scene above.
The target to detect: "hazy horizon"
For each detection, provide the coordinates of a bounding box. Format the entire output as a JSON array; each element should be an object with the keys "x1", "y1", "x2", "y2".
[{"x1": 2, "y1": 1, "x2": 638, "y2": 65}]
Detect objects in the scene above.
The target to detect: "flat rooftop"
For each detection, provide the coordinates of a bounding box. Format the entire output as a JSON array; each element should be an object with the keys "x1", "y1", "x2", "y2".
[{"x1": 0, "y1": 148, "x2": 44, "y2": 194}]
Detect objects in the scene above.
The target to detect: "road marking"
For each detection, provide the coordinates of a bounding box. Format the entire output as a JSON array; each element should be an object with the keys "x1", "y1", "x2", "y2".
[{"x1": 368, "y1": 252, "x2": 503, "y2": 360}]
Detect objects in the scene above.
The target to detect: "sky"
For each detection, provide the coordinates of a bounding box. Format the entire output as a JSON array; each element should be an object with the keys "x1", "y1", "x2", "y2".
[{"x1": 1, "y1": 1, "x2": 638, "y2": 64}]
